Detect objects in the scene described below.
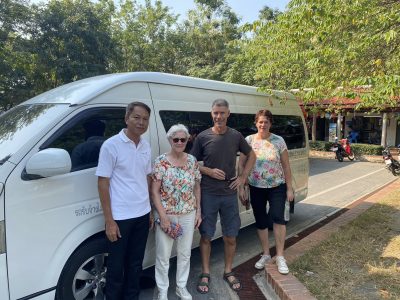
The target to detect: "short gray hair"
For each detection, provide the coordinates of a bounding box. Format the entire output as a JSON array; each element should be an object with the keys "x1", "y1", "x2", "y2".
[
  {"x1": 212, "y1": 98, "x2": 229, "y2": 108},
  {"x1": 166, "y1": 124, "x2": 190, "y2": 139}
]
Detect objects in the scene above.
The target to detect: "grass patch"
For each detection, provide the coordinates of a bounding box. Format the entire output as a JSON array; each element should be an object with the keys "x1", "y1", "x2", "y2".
[{"x1": 290, "y1": 189, "x2": 400, "y2": 300}]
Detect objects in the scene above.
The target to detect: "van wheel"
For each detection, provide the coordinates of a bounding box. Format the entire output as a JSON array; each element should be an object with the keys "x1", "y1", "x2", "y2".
[{"x1": 56, "y1": 238, "x2": 108, "y2": 300}]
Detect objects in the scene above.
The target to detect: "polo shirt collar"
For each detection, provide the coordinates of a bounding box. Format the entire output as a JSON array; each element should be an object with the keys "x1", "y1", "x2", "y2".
[{"x1": 119, "y1": 129, "x2": 143, "y2": 145}]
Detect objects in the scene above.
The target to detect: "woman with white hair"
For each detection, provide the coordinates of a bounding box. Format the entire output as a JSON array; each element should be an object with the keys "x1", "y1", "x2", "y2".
[{"x1": 151, "y1": 124, "x2": 202, "y2": 300}]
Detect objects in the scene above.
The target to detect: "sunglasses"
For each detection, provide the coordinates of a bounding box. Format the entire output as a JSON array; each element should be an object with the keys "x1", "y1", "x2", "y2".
[{"x1": 172, "y1": 137, "x2": 187, "y2": 143}]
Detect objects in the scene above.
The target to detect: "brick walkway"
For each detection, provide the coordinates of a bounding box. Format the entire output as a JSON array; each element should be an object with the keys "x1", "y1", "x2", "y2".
[{"x1": 262, "y1": 178, "x2": 400, "y2": 300}]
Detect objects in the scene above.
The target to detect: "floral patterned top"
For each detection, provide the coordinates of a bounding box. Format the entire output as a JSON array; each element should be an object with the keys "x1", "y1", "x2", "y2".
[
  {"x1": 152, "y1": 153, "x2": 201, "y2": 215},
  {"x1": 246, "y1": 133, "x2": 287, "y2": 188}
]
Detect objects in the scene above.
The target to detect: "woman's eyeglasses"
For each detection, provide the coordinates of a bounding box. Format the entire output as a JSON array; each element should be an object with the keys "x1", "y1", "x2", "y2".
[{"x1": 172, "y1": 138, "x2": 187, "y2": 143}]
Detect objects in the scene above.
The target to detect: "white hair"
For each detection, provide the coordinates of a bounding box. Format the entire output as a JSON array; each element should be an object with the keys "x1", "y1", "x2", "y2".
[{"x1": 166, "y1": 124, "x2": 190, "y2": 139}]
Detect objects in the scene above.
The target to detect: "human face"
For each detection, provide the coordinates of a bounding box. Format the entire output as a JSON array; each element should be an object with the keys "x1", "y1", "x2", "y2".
[
  {"x1": 256, "y1": 116, "x2": 272, "y2": 134},
  {"x1": 125, "y1": 106, "x2": 150, "y2": 139},
  {"x1": 211, "y1": 105, "x2": 230, "y2": 130},
  {"x1": 170, "y1": 131, "x2": 188, "y2": 153}
]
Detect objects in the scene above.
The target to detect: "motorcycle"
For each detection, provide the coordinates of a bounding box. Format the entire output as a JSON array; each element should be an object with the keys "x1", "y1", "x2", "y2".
[
  {"x1": 382, "y1": 146, "x2": 400, "y2": 176},
  {"x1": 331, "y1": 138, "x2": 355, "y2": 162}
]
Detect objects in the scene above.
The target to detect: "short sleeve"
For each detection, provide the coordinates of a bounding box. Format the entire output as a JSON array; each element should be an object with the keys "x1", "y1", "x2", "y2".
[
  {"x1": 245, "y1": 135, "x2": 252, "y2": 146},
  {"x1": 190, "y1": 136, "x2": 203, "y2": 161},
  {"x1": 190, "y1": 155, "x2": 202, "y2": 181},
  {"x1": 277, "y1": 136, "x2": 288, "y2": 154},
  {"x1": 152, "y1": 155, "x2": 166, "y2": 181},
  {"x1": 239, "y1": 133, "x2": 252, "y2": 155},
  {"x1": 95, "y1": 141, "x2": 116, "y2": 178}
]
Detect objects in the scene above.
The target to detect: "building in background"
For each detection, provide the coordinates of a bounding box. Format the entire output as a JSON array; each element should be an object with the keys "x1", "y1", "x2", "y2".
[{"x1": 299, "y1": 97, "x2": 400, "y2": 147}]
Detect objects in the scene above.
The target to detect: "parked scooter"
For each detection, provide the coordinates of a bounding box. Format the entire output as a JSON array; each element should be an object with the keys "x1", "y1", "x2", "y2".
[
  {"x1": 331, "y1": 138, "x2": 355, "y2": 162},
  {"x1": 382, "y1": 146, "x2": 400, "y2": 176}
]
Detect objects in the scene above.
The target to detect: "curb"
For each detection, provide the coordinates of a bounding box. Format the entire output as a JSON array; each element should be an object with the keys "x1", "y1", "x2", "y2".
[{"x1": 263, "y1": 178, "x2": 400, "y2": 300}]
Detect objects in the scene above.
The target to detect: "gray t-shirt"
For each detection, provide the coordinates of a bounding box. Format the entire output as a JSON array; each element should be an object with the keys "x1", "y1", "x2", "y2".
[{"x1": 191, "y1": 127, "x2": 252, "y2": 195}]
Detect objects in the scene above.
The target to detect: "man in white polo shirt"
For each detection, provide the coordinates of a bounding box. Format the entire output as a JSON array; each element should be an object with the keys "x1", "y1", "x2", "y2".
[{"x1": 96, "y1": 101, "x2": 153, "y2": 300}]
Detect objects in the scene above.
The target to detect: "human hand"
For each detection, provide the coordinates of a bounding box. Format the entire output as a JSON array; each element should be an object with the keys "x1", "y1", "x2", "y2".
[
  {"x1": 210, "y1": 168, "x2": 226, "y2": 180},
  {"x1": 229, "y1": 175, "x2": 246, "y2": 190},
  {"x1": 239, "y1": 185, "x2": 248, "y2": 204},
  {"x1": 287, "y1": 188, "x2": 295, "y2": 202},
  {"x1": 149, "y1": 211, "x2": 155, "y2": 230},
  {"x1": 160, "y1": 215, "x2": 171, "y2": 234},
  {"x1": 195, "y1": 210, "x2": 202, "y2": 229},
  {"x1": 105, "y1": 220, "x2": 121, "y2": 242}
]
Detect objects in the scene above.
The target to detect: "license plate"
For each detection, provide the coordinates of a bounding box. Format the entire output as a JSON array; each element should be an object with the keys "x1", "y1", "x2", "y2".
[
  {"x1": 331, "y1": 147, "x2": 338, "y2": 151},
  {"x1": 385, "y1": 159, "x2": 392, "y2": 165}
]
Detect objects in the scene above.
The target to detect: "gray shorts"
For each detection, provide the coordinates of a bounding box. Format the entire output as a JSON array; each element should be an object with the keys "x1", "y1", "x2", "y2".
[{"x1": 199, "y1": 193, "x2": 241, "y2": 239}]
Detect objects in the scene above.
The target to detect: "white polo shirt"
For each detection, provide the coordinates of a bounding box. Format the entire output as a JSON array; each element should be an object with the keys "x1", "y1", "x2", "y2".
[{"x1": 96, "y1": 129, "x2": 152, "y2": 220}]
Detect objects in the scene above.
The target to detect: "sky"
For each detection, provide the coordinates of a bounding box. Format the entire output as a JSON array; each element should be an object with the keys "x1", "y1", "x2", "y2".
[
  {"x1": 139, "y1": 0, "x2": 291, "y2": 24},
  {"x1": 31, "y1": 1, "x2": 291, "y2": 24}
]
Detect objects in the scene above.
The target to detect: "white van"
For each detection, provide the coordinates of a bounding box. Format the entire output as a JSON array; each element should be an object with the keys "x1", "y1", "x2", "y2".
[{"x1": 0, "y1": 72, "x2": 309, "y2": 300}]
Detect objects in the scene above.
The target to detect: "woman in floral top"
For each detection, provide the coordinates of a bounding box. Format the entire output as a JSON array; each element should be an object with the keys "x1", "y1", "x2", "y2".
[
  {"x1": 151, "y1": 124, "x2": 201, "y2": 300},
  {"x1": 239, "y1": 109, "x2": 294, "y2": 275}
]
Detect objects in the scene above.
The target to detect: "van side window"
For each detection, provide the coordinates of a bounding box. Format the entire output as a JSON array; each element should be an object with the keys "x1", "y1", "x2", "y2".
[
  {"x1": 159, "y1": 111, "x2": 305, "y2": 150},
  {"x1": 42, "y1": 108, "x2": 126, "y2": 171}
]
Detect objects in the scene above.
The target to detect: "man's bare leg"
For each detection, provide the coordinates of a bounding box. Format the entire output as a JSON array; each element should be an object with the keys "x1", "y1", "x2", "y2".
[
  {"x1": 198, "y1": 236, "x2": 211, "y2": 293},
  {"x1": 223, "y1": 236, "x2": 240, "y2": 290}
]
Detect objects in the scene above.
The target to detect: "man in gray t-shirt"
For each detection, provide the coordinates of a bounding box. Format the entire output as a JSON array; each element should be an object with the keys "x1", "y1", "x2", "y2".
[{"x1": 191, "y1": 99, "x2": 256, "y2": 294}]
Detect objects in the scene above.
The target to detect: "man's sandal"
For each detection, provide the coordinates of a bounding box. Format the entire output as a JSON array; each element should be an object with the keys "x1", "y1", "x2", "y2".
[
  {"x1": 223, "y1": 271, "x2": 242, "y2": 292},
  {"x1": 196, "y1": 273, "x2": 210, "y2": 294}
]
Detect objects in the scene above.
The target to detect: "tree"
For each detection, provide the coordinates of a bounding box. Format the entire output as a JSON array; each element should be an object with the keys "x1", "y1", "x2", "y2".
[
  {"x1": 111, "y1": 0, "x2": 183, "y2": 73},
  {"x1": 224, "y1": 6, "x2": 282, "y2": 86},
  {"x1": 31, "y1": 0, "x2": 116, "y2": 92},
  {"x1": 252, "y1": 0, "x2": 400, "y2": 110},
  {"x1": 0, "y1": 0, "x2": 35, "y2": 110},
  {"x1": 179, "y1": 0, "x2": 242, "y2": 81}
]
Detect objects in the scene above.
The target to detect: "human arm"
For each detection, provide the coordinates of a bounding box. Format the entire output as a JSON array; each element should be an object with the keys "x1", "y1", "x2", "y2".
[
  {"x1": 150, "y1": 178, "x2": 171, "y2": 233},
  {"x1": 198, "y1": 164, "x2": 226, "y2": 180},
  {"x1": 147, "y1": 175, "x2": 154, "y2": 230},
  {"x1": 238, "y1": 153, "x2": 249, "y2": 204},
  {"x1": 194, "y1": 180, "x2": 202, "y2": 229},
  {"x1": 280, "y1": 149, "x2": 294, "y2": 202},
  {"x1": 230, "y1": 149, "x2": 256, "y2": 190},
  {"x1": 98, "y1": 176, "x2": 121, "y2": 242}
]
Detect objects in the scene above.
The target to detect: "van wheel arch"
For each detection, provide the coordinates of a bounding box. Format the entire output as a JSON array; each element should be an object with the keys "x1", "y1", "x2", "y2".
[{"x1": 55, "y1": 236, "x2": 108, "y2": 300}]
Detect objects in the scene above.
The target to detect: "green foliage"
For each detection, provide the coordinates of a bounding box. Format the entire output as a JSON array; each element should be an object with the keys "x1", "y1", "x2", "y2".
[
  {"x1": 310, "y1": 140, "x2": 384, "y2": 155},
  {"x1": 309, "y1": 140, "x2": 333, "y2": 151},
  {"x1": 111, "y1": 0, "x2": 183, "y2": 73},
  {"x1": 31, "y1": 0, "x2": 115, "y2": 92},
  {"x1": 0, "y1": 0, "x2": 36, "y2": 111},
  {"x1": 180, "y1": 0, "x2": 242, "y2": 81},
  {"x1": 351, "y1": 143, "x2": 384, "y2": 156},
  {"x1": 251, "y1": 0, "x2": 400, "y2": 110}
]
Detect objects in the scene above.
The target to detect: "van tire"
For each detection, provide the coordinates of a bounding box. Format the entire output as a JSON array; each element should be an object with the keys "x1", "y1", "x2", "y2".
[{"x1": 56, "y1": 237, "x2": 108, "y2": 300}]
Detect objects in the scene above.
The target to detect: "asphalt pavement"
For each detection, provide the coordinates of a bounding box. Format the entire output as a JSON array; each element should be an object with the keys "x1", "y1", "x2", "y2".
[{"x1": 140, "y1": 158, "x2": 396, "y2": 300}]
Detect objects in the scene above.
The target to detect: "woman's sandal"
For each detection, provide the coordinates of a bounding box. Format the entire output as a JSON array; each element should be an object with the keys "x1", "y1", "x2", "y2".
[
  {"x1": 223, "y1": 271, "x2": 242, "y2": 292},
  {"x1": 196, "y1": 273, "x2": 211, "y2": 294}
]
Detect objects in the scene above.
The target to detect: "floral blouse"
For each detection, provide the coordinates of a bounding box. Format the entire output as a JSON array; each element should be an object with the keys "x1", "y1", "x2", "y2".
[
  {"x1": 246, "y1": 134, "x2": 287, "y2": 188},
  {"x1": 152, "y1": 153, "x2": 201, "y2": 215}
]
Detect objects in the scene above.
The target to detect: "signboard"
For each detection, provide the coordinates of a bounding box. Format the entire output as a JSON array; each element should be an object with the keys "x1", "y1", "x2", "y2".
[{"x1": 329, "y1": 123, "x2": 337, "y2": 142}]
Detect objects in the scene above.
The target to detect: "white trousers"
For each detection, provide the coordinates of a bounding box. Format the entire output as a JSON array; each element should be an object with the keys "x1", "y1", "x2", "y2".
[{"x1": 155, "y1": 210, "x2": 196, "y2": 293}]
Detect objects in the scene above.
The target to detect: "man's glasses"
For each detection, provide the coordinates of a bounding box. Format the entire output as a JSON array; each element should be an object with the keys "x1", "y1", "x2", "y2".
[{"x1": 172, "y1": 138, "x2": 187, "y2": 143}]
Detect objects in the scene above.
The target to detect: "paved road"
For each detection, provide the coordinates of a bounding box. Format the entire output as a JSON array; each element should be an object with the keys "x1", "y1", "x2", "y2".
[{"x1": 140, "y1": 158, "x2": 396, "y2": 300}]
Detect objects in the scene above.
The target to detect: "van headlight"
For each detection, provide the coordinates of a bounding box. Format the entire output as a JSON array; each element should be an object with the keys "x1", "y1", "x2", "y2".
[{"x1": 0, "y1": 220, "x2": 4, "y2": 254}]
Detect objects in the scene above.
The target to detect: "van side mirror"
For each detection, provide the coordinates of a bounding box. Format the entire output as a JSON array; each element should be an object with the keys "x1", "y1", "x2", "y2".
[{"x1": 25, "y1": 148, "x2": 72, "y2": 178}]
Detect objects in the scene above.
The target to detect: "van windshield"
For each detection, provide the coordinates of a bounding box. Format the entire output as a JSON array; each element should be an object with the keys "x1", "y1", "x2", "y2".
[{"x1": 0, "y1": 104, "x2": 69, "y2": 165}]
